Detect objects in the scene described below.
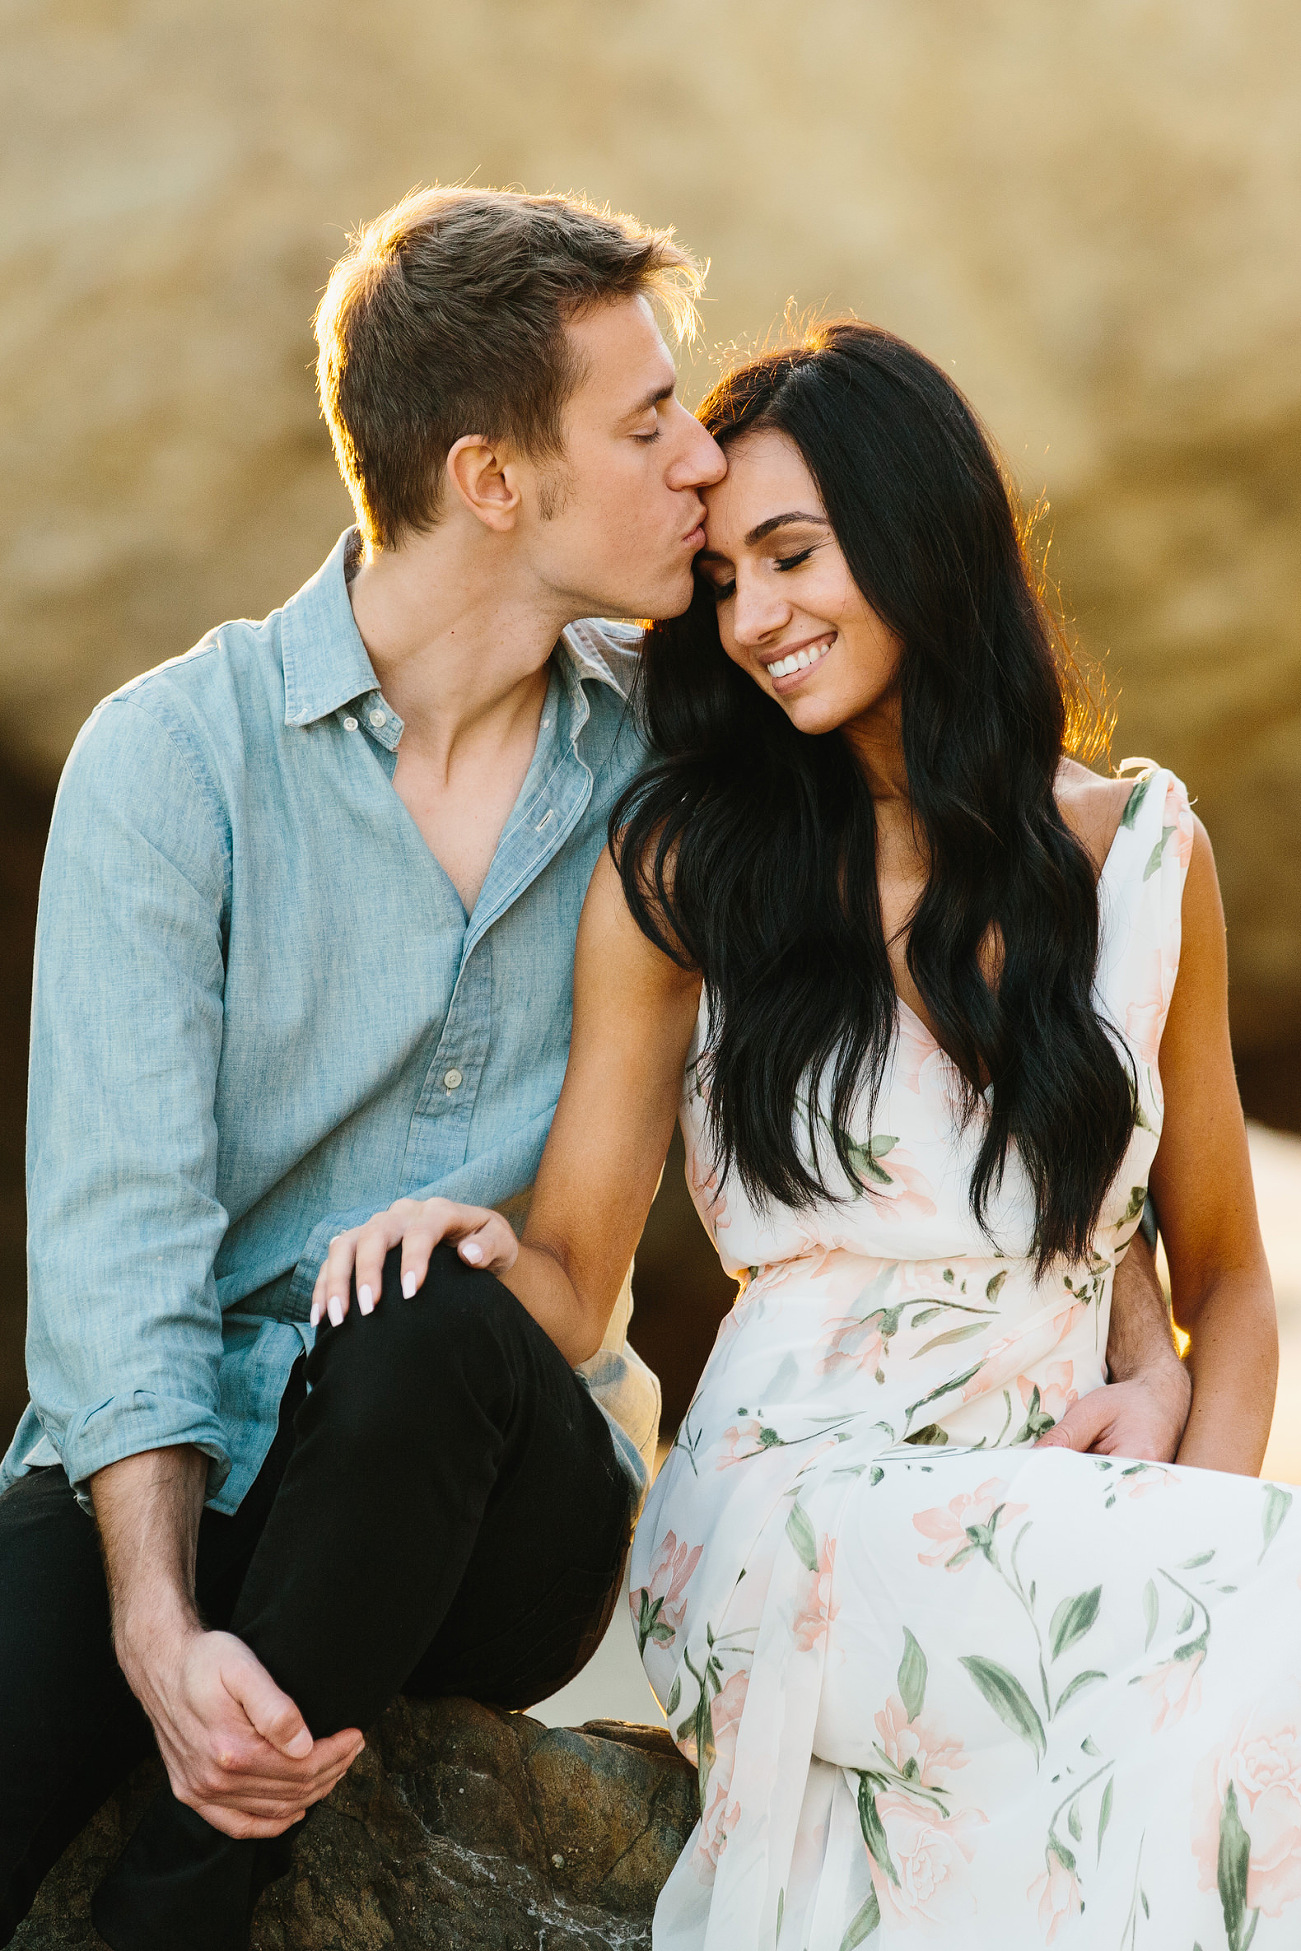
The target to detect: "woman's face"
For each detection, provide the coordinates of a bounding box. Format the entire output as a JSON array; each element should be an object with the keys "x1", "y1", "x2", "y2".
[{"x1": 696, "y1": 428, "x2": 902, "y2": 738}]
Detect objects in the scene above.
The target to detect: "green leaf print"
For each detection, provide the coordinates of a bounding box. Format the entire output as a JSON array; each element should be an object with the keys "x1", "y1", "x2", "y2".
[
  {"x1": 914, "y1": 1318, "x2": 992, "y2": 1357},
  {"x1": 1067, "y1": 1800, "x2": 1082, "y2": 1842},
  {"x1": 1050, "y1": 1587, "x2": 1102, "y2": 1660},
  {"x1": 846, "y1": 1133, "x2": 898, "y2": 1187},
  {"x1": 665, "y1": 1677, "x2": 680, "y2": 1717},
  {"x1": 1054, "y1": 1669, "x2": 1106, "y2": 1711},
  {"x1": 856, "y1": 1775, "x2": 900, "y2": 1887},
  {"x1": 1120, "y1": 774, "x2": 1151, "y2": 828},
  {"x1": 1098, "y1": 1776, "x2": 1114, "y2": 1858},
  {"x1": 839, "y1": 1888, "x2": 881, "y2": 1950},
  {"x1": 904, "y1": 1423, "x2": 949, "y2": 1447},
  {"x1": 1143, "y1": 825, "x2": 1175, "y2": 881},
  {"x1": 786, "y1": 1500, "x2": 820, "y2": 1574},
  {"x1": 959, "y1": 1655, "x2": 1047, "y2": 1764},
  {"x1": 1142, "y1": 1579, "x2": 1160, "y2": 1651},
  {"x1": 898, "y1": 1628, "x2": 928, "y2": 1722},
  {"x1": 1217, "y1": 1779, "x2": 1254, "y2": 1951},
  {"x1": 1117, "y1": 1185, "x2": 1147, "y2": 1226},
  {"x1": 985, "y1": 1268, "x2": 1009, "y2": 1301},
  {"x1": 1260, "y1": 1483, "x2": 1292, "y2": 1563}
]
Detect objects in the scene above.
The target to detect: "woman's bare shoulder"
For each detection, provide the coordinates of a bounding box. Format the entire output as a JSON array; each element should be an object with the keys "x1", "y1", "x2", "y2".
[{"x1": 1053, "y1": 758, "x2": 1141, "y2": 878}]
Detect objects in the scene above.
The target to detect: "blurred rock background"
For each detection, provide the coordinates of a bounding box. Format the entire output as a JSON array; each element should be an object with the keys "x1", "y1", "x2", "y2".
[{"x1": 3, "y1": 0, "x2": 1300, "y2": 1466}]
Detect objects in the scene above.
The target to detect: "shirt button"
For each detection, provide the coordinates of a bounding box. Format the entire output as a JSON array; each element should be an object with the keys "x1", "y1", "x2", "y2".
[
  {"x1": 444, "y1": 1068, "x2": 463, "y2": 1091},
  {"x1": 369, "y1": 709, "x2": 386, "y2": 727},
  {"x1": 342, "y1": 715, "x2": 358, "y2": 732}
]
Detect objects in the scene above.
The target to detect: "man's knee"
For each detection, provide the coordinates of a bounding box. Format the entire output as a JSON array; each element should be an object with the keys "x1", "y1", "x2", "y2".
[{"x1": 305, "y1": 1244, "x2": 534, "y2": 1447}]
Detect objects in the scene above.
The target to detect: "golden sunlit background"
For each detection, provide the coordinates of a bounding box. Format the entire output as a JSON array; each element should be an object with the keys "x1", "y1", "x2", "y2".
[{"x1": 4, "y1": 0, "x2": 1301, "y2": 1523}]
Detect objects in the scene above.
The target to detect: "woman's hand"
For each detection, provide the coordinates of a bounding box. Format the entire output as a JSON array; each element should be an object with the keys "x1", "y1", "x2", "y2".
[{"x1": 308, "y1": 1197, "x2": 519, "y2": 1326}]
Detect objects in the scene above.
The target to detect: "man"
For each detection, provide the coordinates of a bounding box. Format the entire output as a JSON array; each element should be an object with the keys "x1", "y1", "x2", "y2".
[{"x1": 0, "y1": 186, "x2": 1190, "y2": 1951}]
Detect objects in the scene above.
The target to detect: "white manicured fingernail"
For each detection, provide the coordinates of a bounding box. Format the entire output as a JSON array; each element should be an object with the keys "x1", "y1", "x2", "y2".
[
  {"x1": 402, "y1": 1271, "x2": 418, "y2": 1299},
  {"x1": 309, "y1": 1300, "x2": 322, "y2": 1327},
  {"x1": 461, "y1": 1242, "x2": 483, "y2": 1264},
  {"x1": 327, "y1": 1296, "x2": 344, "y2": 1327},
  {"x1": 358, "y1": 1285, "x2": 374, "y2": 1315}
]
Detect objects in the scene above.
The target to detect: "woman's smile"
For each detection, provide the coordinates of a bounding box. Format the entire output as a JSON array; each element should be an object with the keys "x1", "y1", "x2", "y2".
[{"x1": 761, "y1": 630, "x2": 836, "y2": 688}]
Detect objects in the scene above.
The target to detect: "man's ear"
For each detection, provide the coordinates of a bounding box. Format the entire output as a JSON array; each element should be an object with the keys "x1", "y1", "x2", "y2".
[{"x1": 445, "y1": 435, "x2": 521, "y2": 532}]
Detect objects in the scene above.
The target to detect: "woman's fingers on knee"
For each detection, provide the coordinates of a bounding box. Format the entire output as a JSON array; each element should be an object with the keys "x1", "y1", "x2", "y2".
[
  {"x1": 354, "y1": 1216, "x2": 402, "y2": 1315},
  {"x1": 311, "y1": 1229, "x2": 362, "y2": 1328},
  {"x1": 458, "y1": 1213, "x2": 519, "y2": 1275},
  {"x1": 398, "y1": 1219, "x2": 445, "y2": 1299}
]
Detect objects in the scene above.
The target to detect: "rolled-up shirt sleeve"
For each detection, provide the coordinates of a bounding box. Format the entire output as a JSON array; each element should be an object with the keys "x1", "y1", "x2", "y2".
[{"x1": 25, "y1": 694, "x2": 232, "y2": 1495}]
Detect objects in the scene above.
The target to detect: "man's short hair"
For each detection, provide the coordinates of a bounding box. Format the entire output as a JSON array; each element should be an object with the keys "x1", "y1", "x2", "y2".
[{"x1": 315, "y1": 186, "x2": 702, "y2": 550}]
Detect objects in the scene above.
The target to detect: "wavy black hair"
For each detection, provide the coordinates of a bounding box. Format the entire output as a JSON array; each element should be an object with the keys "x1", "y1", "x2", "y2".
[{"x1": 611, "y1": 321, "x2": 1134, "y2": 1272}]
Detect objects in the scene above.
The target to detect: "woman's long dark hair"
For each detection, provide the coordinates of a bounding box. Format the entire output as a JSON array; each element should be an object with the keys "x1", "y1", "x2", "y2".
[{"x1": 612, "y1": 321, "x2": 1135, "y2": 1272}]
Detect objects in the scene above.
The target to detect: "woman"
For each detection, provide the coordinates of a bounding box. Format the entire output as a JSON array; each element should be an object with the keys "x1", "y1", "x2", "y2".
[{"x1": 317, "y1": 324, "x2": 1287, "y2": 1947}]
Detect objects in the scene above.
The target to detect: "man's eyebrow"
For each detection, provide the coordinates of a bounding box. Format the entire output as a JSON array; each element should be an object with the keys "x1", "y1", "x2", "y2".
[
  {"x1": 744, "y1": 511, "x2": 830, "y2": 546},
  {"x1": 623, "y1": 380, "x2": 677, "y2": 420}
]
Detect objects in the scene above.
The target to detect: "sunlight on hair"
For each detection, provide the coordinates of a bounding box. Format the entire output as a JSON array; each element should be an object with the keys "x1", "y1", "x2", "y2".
[{"x1": 1019, "y1": 492, "x2": 1116, "y2": 768}]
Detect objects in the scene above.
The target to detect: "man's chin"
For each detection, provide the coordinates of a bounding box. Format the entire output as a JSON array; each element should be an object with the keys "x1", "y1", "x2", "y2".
[{"x1": 628, "y1": 568, "x2": 696, "y2": 624}]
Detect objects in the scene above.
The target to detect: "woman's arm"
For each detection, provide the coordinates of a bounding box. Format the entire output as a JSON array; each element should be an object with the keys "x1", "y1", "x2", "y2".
[
  {"x1": 311, "y1": 851, "x2": 702, "y2": 1365},
  {"x1": 1148, "y1": 818, "x2": 1277, "y2": 1473}
]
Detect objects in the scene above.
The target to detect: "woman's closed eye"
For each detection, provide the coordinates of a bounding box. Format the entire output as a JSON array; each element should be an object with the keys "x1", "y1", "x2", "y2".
[{"x1": 703, "y1": 547, "x2": 817, "y2": 604}]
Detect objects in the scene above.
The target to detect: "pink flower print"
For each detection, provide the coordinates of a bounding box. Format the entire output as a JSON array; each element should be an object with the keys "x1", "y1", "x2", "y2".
[
  {"x1": 692, "y1": 1671, "x2": 749, "y2": 1872},
  {"x1": 709, "y1": 1668, "x2": 749, "y2": 1780},
  {"x1": 1166, "y1": 780, "x2": 1195, "y2": 873},
  {"x1": 695, "y1": 1781, "x2": 742, "y2": 1875},
  {"x1": 877, "y1": 1148, "x2": 939, "y2": 1222},
  {"x1": 685, "y1": 1142, "x2": 730, "y2": 1233},
  {"x1": 792, "y1": 1536, "x2": 839, "y2": 1652},
  {"x1": 815, "y1": 1314, "x2": 886, "y2": 1380},
  {"x1": 1193, "y1": 1687, "x2": 1301, "y2": 1918},
  {"x1": 1140, "y1": 1647, "x2": 1204, "y2": 1732},
  {"x1": 1125, "y1": 942, "x2": 1177, "y2": 1069},
  {"x1": 874, "y1": 1694, "x2": 967, "y2": 1789},
  {"x1": 1120, "y1": 1463, "x2": 1176, "y2": 1500},
  {"x1": 1028, "y1": 1848, "x2": 1083, "y2": 1944},
  {"x1": 913, "y1": 1477, "x2": 1028, "y2": 1571},
  {"x1": 1017, "y1": 1363, "x2": 1078, "y2": 1424},
  {"x1": 714, "y1": 1419, "x2": 770, "y2": 1469},
  {"x1": 629, "y1": 1530, "x2": 701, "y2": 1655},
  {"x1": 871, "y1": 1794, "x2": 984, "y2": 1930}
]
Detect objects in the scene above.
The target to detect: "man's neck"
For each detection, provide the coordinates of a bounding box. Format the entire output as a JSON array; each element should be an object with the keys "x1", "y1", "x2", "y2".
[{"x1": 347, "y1": 525, "x2": 576, "y2": 781}]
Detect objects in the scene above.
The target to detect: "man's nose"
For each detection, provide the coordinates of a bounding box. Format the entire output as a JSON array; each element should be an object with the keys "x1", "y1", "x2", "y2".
[{"x1": 668, "y1": 409, "x2": 726, "y2": 489}]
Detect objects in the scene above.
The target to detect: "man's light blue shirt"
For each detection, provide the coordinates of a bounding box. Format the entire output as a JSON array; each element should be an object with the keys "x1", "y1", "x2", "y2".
[{"x1": 2, "y1": 529, "x2": 659, "y2": 1515}]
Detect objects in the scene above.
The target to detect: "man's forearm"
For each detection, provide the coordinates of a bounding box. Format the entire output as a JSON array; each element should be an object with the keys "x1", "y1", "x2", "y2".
[
  {"x1": 1106, "y1": 1232, "x2": 1185, "y2": 1384},
  {"x1": 90, "y1": 1444, "x2": 208, "y2": 1670}
]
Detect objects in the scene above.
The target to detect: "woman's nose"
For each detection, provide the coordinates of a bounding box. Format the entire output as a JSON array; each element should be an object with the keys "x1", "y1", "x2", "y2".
[{"x1": 731, "y1": 574, "x2": 790, "y2": 647}]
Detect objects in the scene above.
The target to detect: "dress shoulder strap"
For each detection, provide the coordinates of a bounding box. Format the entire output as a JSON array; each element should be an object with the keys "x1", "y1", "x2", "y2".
[{"x1": 1094, "y1": 760, "x2": 1196, "y2": 1076}]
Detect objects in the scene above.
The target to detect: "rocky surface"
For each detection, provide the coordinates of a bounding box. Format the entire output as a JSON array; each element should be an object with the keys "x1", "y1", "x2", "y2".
[{"x1": 12, "y1": 1699, "x2": 697, "y2": 1950}]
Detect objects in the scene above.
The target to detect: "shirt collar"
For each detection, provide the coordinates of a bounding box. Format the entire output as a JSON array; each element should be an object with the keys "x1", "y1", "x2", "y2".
[
  {"x1": 280, "y1": 529, "x2": 381, "y2": 728},
  {"x1": 280, "y1": 527, "x2": 633, "y2": 737}
]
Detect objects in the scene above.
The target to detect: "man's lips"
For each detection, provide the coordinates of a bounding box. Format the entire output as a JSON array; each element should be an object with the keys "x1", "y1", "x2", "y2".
[{"x1": 682, "y1": 522, "x2": 706, "y2": 549}]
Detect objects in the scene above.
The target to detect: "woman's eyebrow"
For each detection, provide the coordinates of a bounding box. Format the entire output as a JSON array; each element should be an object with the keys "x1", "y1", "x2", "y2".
[{"x1": 743, "y1": 511, "x2": 830, "y2": 546}]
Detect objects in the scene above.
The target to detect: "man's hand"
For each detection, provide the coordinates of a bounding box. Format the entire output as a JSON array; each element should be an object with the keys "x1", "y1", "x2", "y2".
[
  {"x1": 117, "y1": 1619, "x2": 363, "y2": 1838},
  {"x1": 1036, "y1": 1229, "x2": 1191, "y2": 1462},
  {"x1": 92, "y1": 1445, "x2": 363, "y2": 1837},
  {"x1": 1035, "y1": 1367, "x2": 1191, "y2": 1462}
]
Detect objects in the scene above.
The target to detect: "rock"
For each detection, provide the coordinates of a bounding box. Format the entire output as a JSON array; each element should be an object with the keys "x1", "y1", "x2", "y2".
[{"x1": 11, "y1": 1699, "x2": 698, "y2": 1950}]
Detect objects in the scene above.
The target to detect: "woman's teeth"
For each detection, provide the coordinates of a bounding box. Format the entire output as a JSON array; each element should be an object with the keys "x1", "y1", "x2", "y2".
[{"x1": 768, "y1": 638, "x2": 832, "y2": 680}]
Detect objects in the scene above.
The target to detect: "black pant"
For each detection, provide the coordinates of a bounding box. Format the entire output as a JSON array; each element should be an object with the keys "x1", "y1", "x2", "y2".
[{"x1": 0, "y1": 1247, "x2": 633, "y2": 1950}]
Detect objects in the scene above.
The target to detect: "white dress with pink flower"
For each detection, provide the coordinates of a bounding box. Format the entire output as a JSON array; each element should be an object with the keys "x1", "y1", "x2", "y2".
[{"x1": 630, "y1": 768, "x2": 1301, "y2": 1949}]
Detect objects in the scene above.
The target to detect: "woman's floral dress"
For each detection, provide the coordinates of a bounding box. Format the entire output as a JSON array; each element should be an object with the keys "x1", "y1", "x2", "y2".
[{"x1": 629, "y1": 769, "x2": 1301, "y2": 1950}]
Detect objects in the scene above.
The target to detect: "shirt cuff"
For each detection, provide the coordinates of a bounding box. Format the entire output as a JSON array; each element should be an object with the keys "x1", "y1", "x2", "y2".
[{"x1": 58, "y1": 1390, "x2": 231, "y2": 1502}]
